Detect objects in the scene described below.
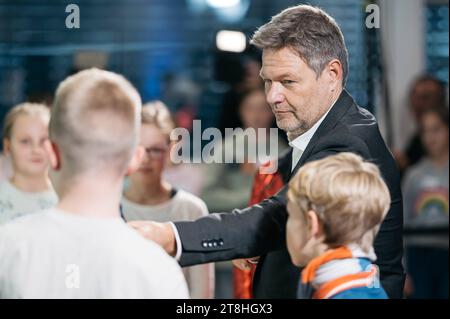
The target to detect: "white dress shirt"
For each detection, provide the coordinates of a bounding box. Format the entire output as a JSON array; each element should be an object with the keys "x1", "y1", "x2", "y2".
[{"x1": 289, "y1": 101, "x2": 335, "y2": 171}]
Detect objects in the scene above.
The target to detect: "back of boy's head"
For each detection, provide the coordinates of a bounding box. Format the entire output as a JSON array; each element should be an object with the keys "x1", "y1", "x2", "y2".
[
  {"x1": 50, "y1": 68, "x2": 141, "y2": 177},
  {"x1": 288, "y1": 152, "x2": 391, "y2": 253}
]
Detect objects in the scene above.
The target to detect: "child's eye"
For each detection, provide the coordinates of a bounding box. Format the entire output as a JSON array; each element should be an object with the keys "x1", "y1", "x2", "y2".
[{"x1": 20, "y1": 139, "x2": 30, "y2": 145}]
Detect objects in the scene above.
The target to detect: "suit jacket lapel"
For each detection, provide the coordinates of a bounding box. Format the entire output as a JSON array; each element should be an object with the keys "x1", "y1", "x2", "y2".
[
  {"x1": 288, "y1": 89, "x2": 355, "y2": 179},
  {"x1": 277, "y1": 148, "x2": 293, "y2": 183}
]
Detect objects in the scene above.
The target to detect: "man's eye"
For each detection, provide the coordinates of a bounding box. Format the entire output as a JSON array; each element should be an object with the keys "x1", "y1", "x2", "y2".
[
  {"x1": 20, "y1": 139, "x2": 30, "y2": 144},
  {"x1": 281, "y1": 80, "x2": 295, "y2": 85}
]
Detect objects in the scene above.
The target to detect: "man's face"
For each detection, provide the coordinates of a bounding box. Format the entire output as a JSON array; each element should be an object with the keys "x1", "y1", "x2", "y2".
[{"x1": 260, "y1": 47, "x2": 338, "y2": 140}]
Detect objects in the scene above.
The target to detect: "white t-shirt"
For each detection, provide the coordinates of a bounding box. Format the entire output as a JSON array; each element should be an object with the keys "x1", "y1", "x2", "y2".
[
  {"x1": 122, "y1": 189, "x2": 208, "y2": 223},
  {"x1": 0, "y1": 209, "x2": 189, "y2": 299},
  {"x1": 121, "y1": 189, "x2": 214, "y2": 299},
  {"x1": 0, "y1": 180, "x2": 58, "y2": 224}
]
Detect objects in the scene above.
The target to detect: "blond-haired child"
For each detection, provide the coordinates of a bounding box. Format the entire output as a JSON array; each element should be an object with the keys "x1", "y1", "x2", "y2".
[
  {"x1": 0, "y1": 103, "x2": 57, "y2": 224},
  {"x1": 0, "y1": 69, "x2": 188, "y2": 299},
  {"x1": 287, "y1": 152, "x2": 391, "y2": 299}
]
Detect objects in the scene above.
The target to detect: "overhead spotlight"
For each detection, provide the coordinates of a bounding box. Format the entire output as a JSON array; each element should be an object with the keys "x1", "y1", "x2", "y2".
[
  {"x1": 216, "y1": 30, "x2": 246, "y2": 53},
  {"x1": 206, "y1": 0, "x2": 240, "y2": 9}
]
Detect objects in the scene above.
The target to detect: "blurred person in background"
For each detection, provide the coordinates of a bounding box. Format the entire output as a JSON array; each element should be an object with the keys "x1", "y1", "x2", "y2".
[
  {"x1": 218, "y1": 54, "x2": 264, "y2": 134},
  {"x1": 394, "y1": 75, "x2": 447, "y2": 175},
  {"x1": 0, "y1": 103, "x2": 57, "y2": 224},
  {"x1": 123, "y1": 101, "x2": 214, "y2": 299},
  {"x1": 402, "y1": 106, "x2": 449, "y2": 299}
]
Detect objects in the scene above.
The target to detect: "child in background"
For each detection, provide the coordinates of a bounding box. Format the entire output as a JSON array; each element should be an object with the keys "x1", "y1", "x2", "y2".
[
  {"x1": 0, "y1": 69, "x2": 189, "y2": 299},
  {"x1": 403, "y1": 106, "x2": 449, "y2": 299},
  {"x1": 286, "y1": 152, "x2": 391, "y2": 299},
  {"x1": 0, "y1": 103, "x2": 57, "y2": 224},
  {"x1": 123, "y1": 101, "x2": 214, "y2": 299}
]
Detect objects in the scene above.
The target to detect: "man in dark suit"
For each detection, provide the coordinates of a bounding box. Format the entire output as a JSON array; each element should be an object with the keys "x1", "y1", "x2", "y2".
[{"x1": 129, "y1": 4, "x2": 405, "y2": 298}]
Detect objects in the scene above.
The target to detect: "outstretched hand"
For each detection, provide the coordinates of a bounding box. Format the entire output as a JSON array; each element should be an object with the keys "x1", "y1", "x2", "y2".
[{"x1": 128, "y1": 220, "x2": 177, "y2": 257}]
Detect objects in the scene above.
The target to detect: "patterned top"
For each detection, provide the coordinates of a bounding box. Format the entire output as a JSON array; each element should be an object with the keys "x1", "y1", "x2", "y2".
[{"x1": 0, "y1": 180, "x2": 58, "y2": 224}]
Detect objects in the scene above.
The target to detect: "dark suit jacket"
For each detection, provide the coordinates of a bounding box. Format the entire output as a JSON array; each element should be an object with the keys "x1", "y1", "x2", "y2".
[{"x1": 175, "y1": 90, "x2": 405, "y2": 298}]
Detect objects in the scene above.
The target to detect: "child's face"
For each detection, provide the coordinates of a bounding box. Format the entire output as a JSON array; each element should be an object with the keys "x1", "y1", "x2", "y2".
[
  {"x1": 286, "y1": 199, "x2": 324, "y2": 267},
  {"x1": 131, "y1": 123, "x2": 169, "y2": 182},
  {"x1": 421, "y1": 113, "x2": 449, "y2": 158},
  {"x1": 5, "y1": 115, "x2": 50, "y2": 177}
]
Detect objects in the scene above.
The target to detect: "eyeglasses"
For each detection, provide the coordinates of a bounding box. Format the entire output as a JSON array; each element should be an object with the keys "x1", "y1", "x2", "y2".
[{"x1": 144, "y1": 147, "x2": 168, "y2": 160}]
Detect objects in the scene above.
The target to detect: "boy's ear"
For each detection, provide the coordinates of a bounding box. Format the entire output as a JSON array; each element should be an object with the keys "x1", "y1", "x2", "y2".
[
  {"x1": 125, "y1": 145, "x2": 144, "y2": 176},
  {"x1": 44, "y1": 140, "x2": 61, "y2": 170},
  {"x1": 2, "y1": 138, "x2": 10, "y2": 154},
  {"x1": 307, "y1": 210, "x2": 322, "y2": 238}
]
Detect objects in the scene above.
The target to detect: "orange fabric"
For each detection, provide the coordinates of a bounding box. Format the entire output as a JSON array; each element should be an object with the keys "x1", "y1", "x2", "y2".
[
  {"x1": 233, "y1": 162, "x2": 285, "y2": 299},
  {"x1": 301, "y1": 247, "x2": 353, "y2": 284},
  {"x1": 232, "y1": 266, "x2": 256, "y2": 299},
  {"x1": 313, "y1": 266, "x2": 377, "y2": 299}
]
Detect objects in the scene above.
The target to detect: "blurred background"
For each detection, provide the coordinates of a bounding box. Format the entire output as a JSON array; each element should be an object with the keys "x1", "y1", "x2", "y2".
[{"x1": 0, "y1": 0, "x2": 448, "y2": 299}]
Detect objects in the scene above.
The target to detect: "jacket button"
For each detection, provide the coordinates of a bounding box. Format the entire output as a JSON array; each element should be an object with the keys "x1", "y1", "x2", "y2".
[
  {"x1": 218, "y1": 240, "x2": 224, "y2": 246},
  {"x1": 202, "y1": 242, "x2": 208, "y2": 248}
]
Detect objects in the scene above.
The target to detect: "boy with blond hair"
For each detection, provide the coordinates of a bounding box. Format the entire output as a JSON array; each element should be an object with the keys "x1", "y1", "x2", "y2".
[
  {"x1": 0, "y1": 68, "x2": 189, "y2": 299},
  {"x1": 286, "y1": 152, "x2": 391, "y2": 299}
]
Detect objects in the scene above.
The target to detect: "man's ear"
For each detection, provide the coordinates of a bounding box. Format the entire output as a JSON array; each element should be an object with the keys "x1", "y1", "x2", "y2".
[
  {"x1": 307, "y1": 210, "x2": 322, "y2": 239},
  {"x1": 125, "y1": 145, "x2": 144, "y2": 176},
  {"x1": 44, "y1": 140, "x2": 61, "y2": 170},
  {"x1": 2, "y1": 138, "x2": 10, "y2": 155},
  {"x1": 327, "y1": 59, "x2": 343, "y2": 90}
]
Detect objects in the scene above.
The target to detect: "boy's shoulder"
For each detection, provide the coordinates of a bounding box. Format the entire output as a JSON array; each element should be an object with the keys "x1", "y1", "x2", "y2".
[{"x1": 86, "y1": 220, "x2": 189, "y2": 298}]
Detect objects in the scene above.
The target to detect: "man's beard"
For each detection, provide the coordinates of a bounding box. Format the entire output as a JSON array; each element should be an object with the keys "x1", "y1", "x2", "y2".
[{"x1": 275, "y1": 117, "x2": 311, "y2": 141}]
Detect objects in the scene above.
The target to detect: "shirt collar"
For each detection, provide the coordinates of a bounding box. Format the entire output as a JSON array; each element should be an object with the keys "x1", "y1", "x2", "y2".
[{"x1": 288, "y1": 100, "x2": 336, "y2": 152}]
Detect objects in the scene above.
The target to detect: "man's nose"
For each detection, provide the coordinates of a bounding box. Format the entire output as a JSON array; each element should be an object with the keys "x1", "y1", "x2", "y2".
[{"x1": 266, "y1": 82, "x2": 285, "y2": 105}]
